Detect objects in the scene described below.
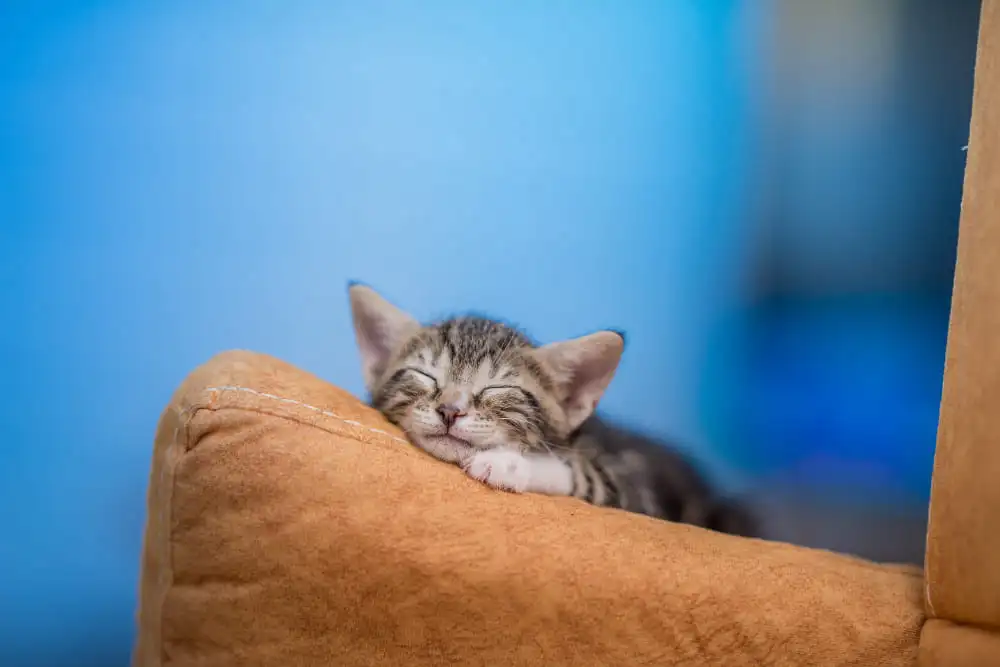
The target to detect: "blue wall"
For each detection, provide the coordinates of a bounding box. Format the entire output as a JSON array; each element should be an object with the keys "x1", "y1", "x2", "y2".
[{"x1": 0, "y1": 2, "x2": 754, "y2": 663}]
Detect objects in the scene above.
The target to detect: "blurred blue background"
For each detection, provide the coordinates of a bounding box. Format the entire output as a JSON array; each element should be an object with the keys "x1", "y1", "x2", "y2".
[{"x1": 0, "y1": 1, "x2": 981, "y2": 664}]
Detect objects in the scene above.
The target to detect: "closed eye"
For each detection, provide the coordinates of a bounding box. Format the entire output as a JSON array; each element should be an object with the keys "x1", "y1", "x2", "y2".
[
  {"x1": 405, "y1": 368, "x2": 439, "y2": 390},
  {"x1": 479, "y1": 385, "x2": 525, "y2": 399}
]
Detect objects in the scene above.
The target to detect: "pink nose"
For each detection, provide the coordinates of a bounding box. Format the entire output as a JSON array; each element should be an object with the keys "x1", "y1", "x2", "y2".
[{"x1": 437, "y1": 404, "x2": 466, "y2": 427}]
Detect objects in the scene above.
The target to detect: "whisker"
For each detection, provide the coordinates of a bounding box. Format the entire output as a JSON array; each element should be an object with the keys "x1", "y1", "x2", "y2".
[{"x1": 495, "y1": 416, "x2": 571, "y2": 456}]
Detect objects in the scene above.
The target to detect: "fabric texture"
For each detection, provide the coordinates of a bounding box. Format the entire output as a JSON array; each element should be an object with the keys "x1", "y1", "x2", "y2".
[
  {"x1": 917, "y1": 2, "x2": 1000, "y2": 664},
  {"x1": 923, "y1": 0, "x2": 1000, "y2": 641},
  {"x1": 134, "y1": 350, "x2": 924, "y2": 667},
  {"x1": 919, "y1": 620, "x2": 1000, "y2": 667}
]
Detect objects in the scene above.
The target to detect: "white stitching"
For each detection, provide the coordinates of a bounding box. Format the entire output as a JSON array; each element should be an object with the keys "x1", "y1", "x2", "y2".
[{"x1": 203, "y1": 384, "x2": 410, "y2": 445}]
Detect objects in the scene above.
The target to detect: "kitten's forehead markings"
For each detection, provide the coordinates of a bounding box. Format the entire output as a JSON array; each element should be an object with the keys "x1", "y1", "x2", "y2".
[
  {"x1": 433, "y1": 335, "x2": 454, "y2": 370},
  {"x1": 440, "y1": 349, "x2": 457, "y2": 381},
  {"x1": 448, "y1": 361, "x2": 478, "y2": 389},
  {"x1": 430, "y1": 340, "x2": 445, "y2": 367},
  {"x1": 471, "y1": 361, "x2": 497, "y2": 389}
]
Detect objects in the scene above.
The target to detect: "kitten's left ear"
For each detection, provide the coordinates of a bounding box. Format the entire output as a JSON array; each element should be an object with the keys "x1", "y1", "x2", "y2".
[
  {"x1": 348, "y1": 283, "x2": 420, "y2": 391},
  {"x1": 534, "y1": 330, "x2": 624, "y2": 431}
]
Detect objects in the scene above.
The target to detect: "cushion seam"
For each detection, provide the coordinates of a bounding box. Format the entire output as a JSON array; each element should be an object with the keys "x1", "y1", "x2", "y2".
[{"x1": 186, "y1": 385, "x2": 413, "y2": 455}]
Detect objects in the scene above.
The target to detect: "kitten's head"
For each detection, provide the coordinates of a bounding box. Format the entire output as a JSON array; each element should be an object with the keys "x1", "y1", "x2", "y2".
[{"x1": 348, "y1": 284, "x2": 624, "y2": 464}]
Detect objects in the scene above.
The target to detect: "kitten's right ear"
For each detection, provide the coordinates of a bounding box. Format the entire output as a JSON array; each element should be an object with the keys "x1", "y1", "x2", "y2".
[
  {"x1": 534, "y1": 330, "x2": 624, "y2": 432},
  {"x1": 348, "y1": 284, "x2": 419, "y2": 391}
]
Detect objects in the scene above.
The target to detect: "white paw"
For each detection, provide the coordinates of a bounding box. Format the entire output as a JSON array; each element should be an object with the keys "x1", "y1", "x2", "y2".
[{"x1": 463, "y1": 449, "x2": 531, "y2": 493}]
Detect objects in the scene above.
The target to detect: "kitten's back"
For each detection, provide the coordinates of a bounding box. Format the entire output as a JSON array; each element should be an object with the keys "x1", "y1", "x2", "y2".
[{"x1": 577, "y1": 416, "x2": 759, "y2": 537}]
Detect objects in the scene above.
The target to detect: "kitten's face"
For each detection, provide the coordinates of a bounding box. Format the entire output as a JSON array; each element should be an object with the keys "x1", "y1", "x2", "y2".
[
  {"x1": 348, "y1": 285, "x2": 624, "y2": 465},
  {"x1": 369, "y1": 318, "x2": 563, "y2": 463}
]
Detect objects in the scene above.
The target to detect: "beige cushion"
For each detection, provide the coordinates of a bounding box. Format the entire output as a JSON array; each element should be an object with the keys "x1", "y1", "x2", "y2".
[
  {"x1": 924, "y1": 0, "x2": 1000, "y2": 654},
  {"x1": 134, "y1": 350, "x2": 924, "y2": 666}
]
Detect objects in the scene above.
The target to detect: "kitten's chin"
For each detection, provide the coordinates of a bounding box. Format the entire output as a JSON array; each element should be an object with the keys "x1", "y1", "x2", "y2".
[{"x1": 414, "y1": 434, "x2": 474, "y2": 464}]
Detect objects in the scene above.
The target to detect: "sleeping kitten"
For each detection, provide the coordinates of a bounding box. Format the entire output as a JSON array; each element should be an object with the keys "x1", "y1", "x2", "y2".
[{"x1": 348, "y1": 284, "x2": 756, "y2": 536}]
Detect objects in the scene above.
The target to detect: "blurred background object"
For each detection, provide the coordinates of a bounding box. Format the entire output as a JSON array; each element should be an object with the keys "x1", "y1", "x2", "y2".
[
  {"x1": 0, "y1": 0, "x2": 981, "y2": 664},
  {"x1": 713, "y1": 0, "x2": 980, "y2": 563}
]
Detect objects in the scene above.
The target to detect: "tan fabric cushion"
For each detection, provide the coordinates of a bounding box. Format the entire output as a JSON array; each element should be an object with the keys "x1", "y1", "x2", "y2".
[
  {"x1": 924, "y1": 0, "x2": 1000, "y2": 645},
  {"x1": 919, "y1": 620, "x2": 1000, "y2": 667},
  {"x1": 134, "y1": 351, "x2": 924, "y2": 666}
]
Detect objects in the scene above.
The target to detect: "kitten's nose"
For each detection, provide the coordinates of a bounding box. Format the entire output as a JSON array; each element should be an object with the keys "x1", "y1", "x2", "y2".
[{"x1": 437, "y1": 404, "x2": 466, "y2": 427}]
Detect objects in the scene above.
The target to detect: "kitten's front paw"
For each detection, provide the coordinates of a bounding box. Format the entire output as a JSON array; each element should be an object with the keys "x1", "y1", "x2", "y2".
[{"x1": 464, "y1": 450, "x2": 531, "y2": 493}]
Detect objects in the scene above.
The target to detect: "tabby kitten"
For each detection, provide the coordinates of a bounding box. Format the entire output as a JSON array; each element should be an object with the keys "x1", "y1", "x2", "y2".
[{"x1": 348, "y1": 284, "x2": 756, "y2": 536}]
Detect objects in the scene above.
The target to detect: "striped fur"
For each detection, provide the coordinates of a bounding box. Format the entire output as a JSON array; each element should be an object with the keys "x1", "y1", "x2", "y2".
[{"x1": 349, "y1": 284, "x2": 756, "y2": 536}]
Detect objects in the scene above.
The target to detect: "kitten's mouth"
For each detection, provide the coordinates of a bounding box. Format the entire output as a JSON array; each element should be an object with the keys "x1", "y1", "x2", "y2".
[{"x1": 430, "y1": 434, "x2": 472, "y2": 448}]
